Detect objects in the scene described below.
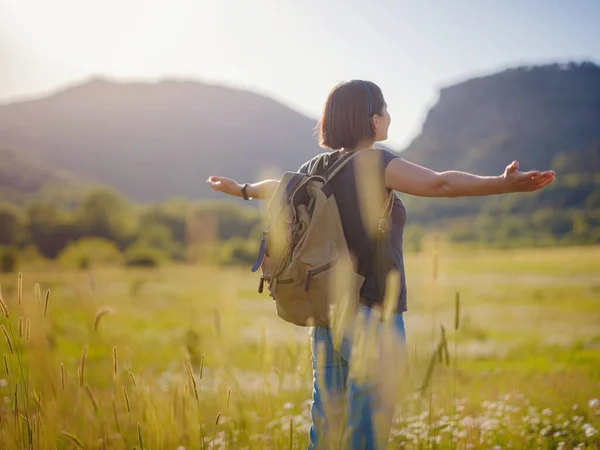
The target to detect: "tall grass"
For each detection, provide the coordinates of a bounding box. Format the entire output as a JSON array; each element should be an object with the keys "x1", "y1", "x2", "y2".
[{"x1": 0, "y1": 243, "x2": 597, "y2": 449}]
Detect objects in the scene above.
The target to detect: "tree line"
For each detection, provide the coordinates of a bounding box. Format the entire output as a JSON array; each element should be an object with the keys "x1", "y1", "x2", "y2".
[{"x1": 1, "y1": 174, "x2": 599, "y2": 272}]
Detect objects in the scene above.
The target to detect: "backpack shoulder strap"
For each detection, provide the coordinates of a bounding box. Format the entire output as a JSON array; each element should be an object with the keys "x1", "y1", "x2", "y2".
[
  {"x1": 324, "y1": 151, "x2": 362, "y2": 182},
  {"x1": 267, "y1": 171, "x2": 306, "y2": 218}
]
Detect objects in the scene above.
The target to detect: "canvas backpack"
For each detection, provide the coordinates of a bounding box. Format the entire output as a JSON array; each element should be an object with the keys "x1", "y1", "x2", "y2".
[{"x1": 251, "y1": 149, "x2": 394, "y2": 327}]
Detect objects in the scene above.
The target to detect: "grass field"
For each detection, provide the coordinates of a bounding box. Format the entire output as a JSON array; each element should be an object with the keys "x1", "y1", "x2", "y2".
[{"x1": 0, "y1": 242, "x2": 599, "y2": 449}]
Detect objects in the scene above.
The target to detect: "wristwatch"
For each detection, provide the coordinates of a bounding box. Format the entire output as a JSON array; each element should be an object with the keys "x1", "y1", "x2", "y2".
[{"x1": 241, "y1": 183, "x2": 252, "y2": 200}]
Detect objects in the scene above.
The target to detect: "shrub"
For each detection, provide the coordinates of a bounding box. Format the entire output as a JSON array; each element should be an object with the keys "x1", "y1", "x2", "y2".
[
  {"x1": 124, "y1": 242, "x2": 165, "y2": 268},
  {"x1": 218, "y1": 237, "x2": 258, "y2": 266},
  {"x1": 58, "y1": 238, "x2": 123, "y2": 269},
  {"x1": 0, "y1": 246, "x2": 19, "y2": 273}
]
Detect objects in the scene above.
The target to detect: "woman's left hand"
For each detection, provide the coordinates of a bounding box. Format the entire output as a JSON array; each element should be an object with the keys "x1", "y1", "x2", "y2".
[{"x1": 503, "y1": 160, "x2": 555, "y2": 193}]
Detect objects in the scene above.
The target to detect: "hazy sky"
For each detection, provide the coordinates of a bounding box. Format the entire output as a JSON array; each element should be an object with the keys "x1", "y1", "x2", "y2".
[{"x1": 2, "y1": 0, "x2": 599, "y2": 149}]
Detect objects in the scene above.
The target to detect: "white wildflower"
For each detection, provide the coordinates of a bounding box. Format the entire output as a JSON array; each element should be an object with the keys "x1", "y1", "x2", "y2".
[
  {"x1": 540, "y1": 426, "x2": 551, "y2": 437},
  {"x1": 582, "y1": 423, "x2": 597, "y2": 437},
  {"x1": 589, "y1": 398, "x2": 599, "y2": 409},
  {"x1": 542, "y1": 408, "x2": 552, "y2": 416},
  {"x1": 0, "y1": 379, "x2": 7, "y2": 388},
  {"x1": 283, "y1": 402, "x2": 294, "y2": 410}
]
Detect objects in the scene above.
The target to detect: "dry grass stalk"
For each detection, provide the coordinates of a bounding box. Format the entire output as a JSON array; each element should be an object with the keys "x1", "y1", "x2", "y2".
[
  {"x1": 25, "y1": 319, "x2": 31, "y2": 342},
  {"x1": 85, "y1": 384, "x2": 99, "y2": 412},
  {"x1": 44, "y1": 290, "x2": 50, "y2": 318},
  {"x1": 137, "y1": 422, "x2": 144, "y2": 450},
  {"x1": 0, "y1": 287, "x2": 9, "y2": 318},
  {"x1": 128, "y1": 370, "x2": 136, "y2": 387},
  {"x1": 1, "y1": 325, "x2": 13, "y2": 354},
  {"x1": 61, "y1": 431, "x2": 84, "y2": 448},
  {"x1": 17, "y1": 273, "x2": 22, "y2": 306},
  {"x1": 60, "y1": 363, "x2": 65, "y2": 390},
  {"x1": 94, "y1": 307, "x2": 115, "y2": 331},
  {"x1": 186, "y1": 360, "x2": 199, "y2": 401},
  {"x1": 34, "y1": 283, "x2": 41, "y2": 304},
  {"x1": 3, "y1": 353, "x2": 9, "y2": 375},
  {"x1": 18, "y1": 317, "x2": 23, "y2": 338},
  {"x1": 79, "y1": 346, "x2": 87, "y2": 388},
  {"x1": 455, "y1": 292, "x2": 461, "y2": 330},
  {"x1": 112, "y1": 346, "x2": 118, "y2": 375},
  {"x1": 111, "y1": 398, "x2": 121, "y2": 433},
  {"x1": 440, "y1": 325, "x2": 450, "y2": 366},
  {"x1": 123, "y1": 386, "x2": 131, "y2": 413}
]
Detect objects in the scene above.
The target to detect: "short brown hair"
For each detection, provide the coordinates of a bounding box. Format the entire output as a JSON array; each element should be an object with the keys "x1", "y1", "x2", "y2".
[{"x1": 316, "y1": 80, "x2": 385, "y2": 150}]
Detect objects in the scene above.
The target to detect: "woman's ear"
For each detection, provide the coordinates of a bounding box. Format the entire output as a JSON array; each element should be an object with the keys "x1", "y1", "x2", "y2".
[{"x1": 371, "y1": 115, "x2": 379, "y2": 132}]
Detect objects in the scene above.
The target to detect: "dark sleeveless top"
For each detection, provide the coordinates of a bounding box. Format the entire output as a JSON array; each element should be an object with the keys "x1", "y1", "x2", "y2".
[{"x1": 298, "y1": 149, "x2": 408, "y2": 312}]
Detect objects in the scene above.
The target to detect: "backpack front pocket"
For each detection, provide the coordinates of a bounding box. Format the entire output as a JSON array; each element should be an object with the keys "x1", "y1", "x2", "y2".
[{"x1": 272, "y1": 277, "x2": 315, "y2": 326}]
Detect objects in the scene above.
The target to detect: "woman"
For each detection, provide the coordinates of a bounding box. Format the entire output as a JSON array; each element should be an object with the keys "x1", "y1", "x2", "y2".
[{"x1": 207, "y1": 80, "x2": 555, "y2": 449}]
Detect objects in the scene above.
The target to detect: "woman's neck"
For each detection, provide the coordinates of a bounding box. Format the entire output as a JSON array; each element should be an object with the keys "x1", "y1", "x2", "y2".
[{"x1": 343, "y1": 139, "x2": 376, "y2": 152}]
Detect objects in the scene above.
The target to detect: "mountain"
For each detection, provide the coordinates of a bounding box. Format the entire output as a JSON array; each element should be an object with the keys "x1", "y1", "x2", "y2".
[
  {"x1": 0, "y1": 148, "x2": 73, "y2": 193},
  {"x1": 401, "y1": 62, "x2": 600, "y2": 175},
  {"x1": 0, "y1": 148, "x2": 89, "y2": 205},
  {"x1": 1, "y1": 62, "x2": 598, "y2": 205},
  {"x1": 0, "y1": 77, "x2": 326, "y2": 202}
]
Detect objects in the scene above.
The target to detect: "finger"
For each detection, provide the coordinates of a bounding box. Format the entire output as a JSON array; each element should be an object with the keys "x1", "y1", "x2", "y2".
[
  {"x1": 540, "y1": 176, "x2": 555, "y2": 187},
  {"x1": 524, "y1": 170, "x2": 541, "y2": 178},
  {"x1": 533, "y1": 177, "x2": 554, "y2": 190},
  {"x1": 508, "y1": 160, "x2": 519, "y2": 172},
  {"x1": 529, "y1": 173, "x2": 546, "y2": 183}
]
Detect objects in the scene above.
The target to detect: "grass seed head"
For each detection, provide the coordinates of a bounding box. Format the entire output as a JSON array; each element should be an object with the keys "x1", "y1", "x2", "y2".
[
  {"x1": 1, "y1": 325, "x2": 13, "y2": 354},
  {"x1": 44, "y1": 289, "x2": 50, "y2": 318},
  {"x1": 0, "y1": 287, "x2": 9, "y2": 318},
  {"x1": 94, "y1": 307, "x2": 115, "y2": 331}
]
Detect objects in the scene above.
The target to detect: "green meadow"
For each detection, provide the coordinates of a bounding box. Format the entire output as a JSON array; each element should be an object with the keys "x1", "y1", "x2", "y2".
[{"x1": 0, "y1": 241, "x2": 599, "y2": 449}]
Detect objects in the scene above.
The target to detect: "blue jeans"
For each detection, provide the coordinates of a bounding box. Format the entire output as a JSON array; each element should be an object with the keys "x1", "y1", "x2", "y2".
[{"x1": 308, "y1": 304, "x2": 406, "y2": 450}]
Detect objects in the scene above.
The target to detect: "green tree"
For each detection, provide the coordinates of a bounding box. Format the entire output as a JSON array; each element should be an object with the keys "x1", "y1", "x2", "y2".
[
  {"x1": 27, "y1": 202, "x2": 79, "y2": 258},
  {"x1": 78, "y1": 188, "x2": 132, "y2": 246},
  {"x1": 0, "y1": 203, "x2": 25, "y2": 246}
]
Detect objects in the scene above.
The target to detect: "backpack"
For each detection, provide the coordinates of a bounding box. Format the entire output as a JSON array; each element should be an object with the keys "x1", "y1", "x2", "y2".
[{"x1": 251, "y1": 149, "x2": 394, "y2": 327}]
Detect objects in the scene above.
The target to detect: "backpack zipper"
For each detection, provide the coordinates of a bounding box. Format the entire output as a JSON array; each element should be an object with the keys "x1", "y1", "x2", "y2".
[
  {"x1": 258, "y1": 276, "x2": 265, "y2": 293},
  {"x1": 303, "y1": 259, "x2": 337, "y2": 292}
]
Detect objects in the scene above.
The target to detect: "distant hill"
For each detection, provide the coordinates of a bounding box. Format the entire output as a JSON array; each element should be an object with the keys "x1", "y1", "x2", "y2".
[
  {"x1": 0, "y1": 148, "x2": 88, "y2": 204},
  {"x1": 0, "y1": 78, "x2": 329, "y2": 202},
  {"x1": 0, "y1": 148, "x2": 71, "y2": 193},
  {"x1": 1, "y1": 63, "x2": 598, "y2": 206},
  {"x1": 401, "y1": 62, "x2": 600, "y2": 175}
]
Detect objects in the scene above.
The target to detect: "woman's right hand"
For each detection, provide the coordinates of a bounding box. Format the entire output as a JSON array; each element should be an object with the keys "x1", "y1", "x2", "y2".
[{"x1": 206, "y1": 176, "x2": 242, "y2": 197}]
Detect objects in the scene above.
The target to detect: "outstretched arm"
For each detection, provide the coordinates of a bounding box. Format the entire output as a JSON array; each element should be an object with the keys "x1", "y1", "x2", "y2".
[
  {"x1": 206, "y1": 176, "x2": 279, "y2": 200},
  {"x1": 385, "y1": 158, "x2": 555, "y2": 198}
]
